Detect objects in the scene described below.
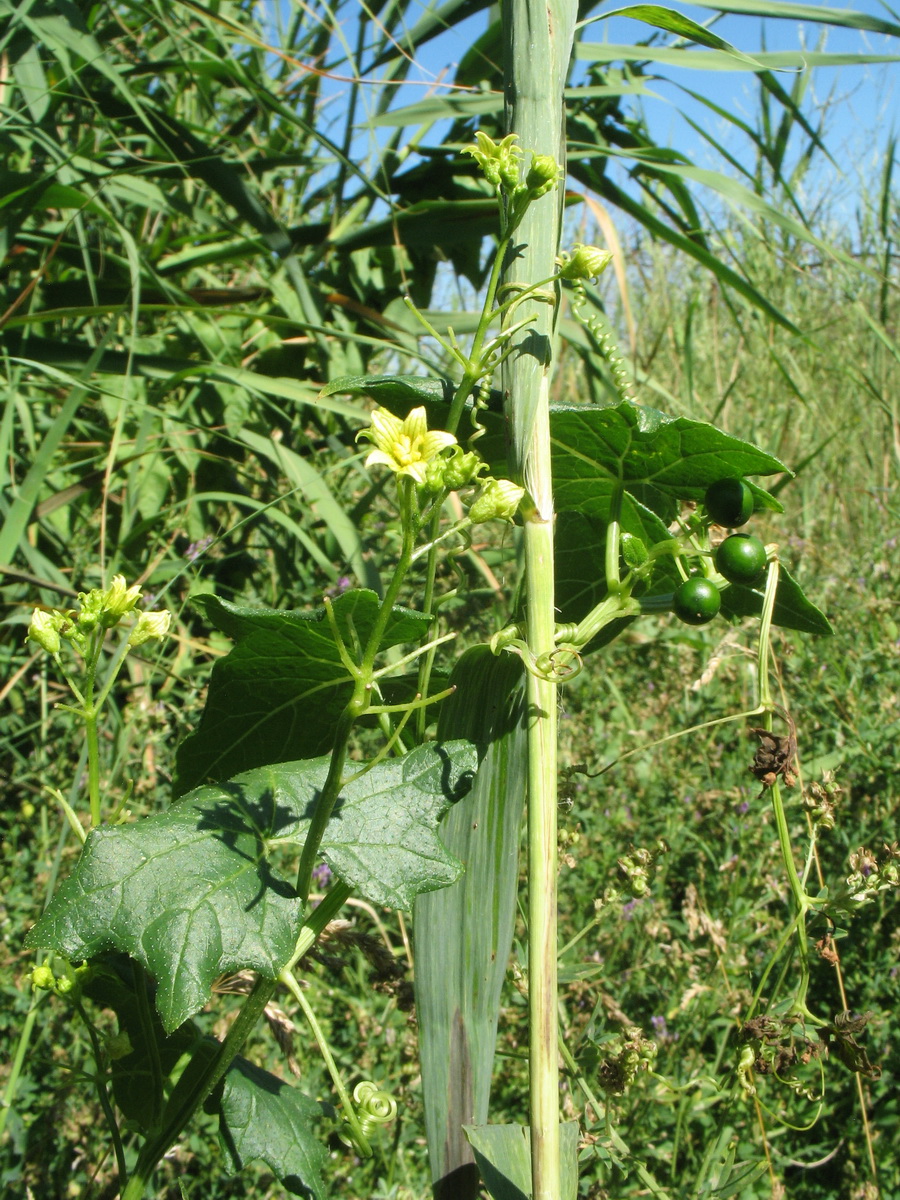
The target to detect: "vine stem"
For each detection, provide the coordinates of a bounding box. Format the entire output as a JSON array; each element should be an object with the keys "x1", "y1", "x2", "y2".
[
  {"x1": 297, "y1": 478, "x2": 418, "y2": 902},
  {"x1": 280, "y1": 969, "x2": 372, "y2": 1156},
  {"x1": 122, "y1": 976, "x2": 278, "y2": 1200}
]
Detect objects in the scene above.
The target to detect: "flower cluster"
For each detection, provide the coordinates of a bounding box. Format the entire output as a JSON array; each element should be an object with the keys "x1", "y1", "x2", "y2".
[
  {"x1": 463, "y1": 131, "x2": 562, "y2": 232},
  {"x1": 617, "y1": 839, "x2": 668, "y2": 898},
  {"x1": 27, "y1": 575, "x2": 171, "y2": 657},
  {"x1": 845, "y1": 842, "x2": 900, "y2": 905},
  {"x1": 359, "y1": 407, "x2": 524, "y2": 525},
  {"x1": 595, "y1": 1026, "x2": 658, "y2": 1097}
]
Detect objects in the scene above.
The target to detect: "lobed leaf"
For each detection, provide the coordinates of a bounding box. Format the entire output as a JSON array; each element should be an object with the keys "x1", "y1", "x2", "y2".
[
  {"x1": 216, "y1": 1056, "x2": 332, "y2": 1200},
  {"x1": 27, "y1": 742, "x2": 475, "y2": 1030},
  {"x1": 549, "y1": 400, "x2": 787, "y2": 524},
  {"x1": 721, "y1": 564, "x2": 833, "y2": 635}
]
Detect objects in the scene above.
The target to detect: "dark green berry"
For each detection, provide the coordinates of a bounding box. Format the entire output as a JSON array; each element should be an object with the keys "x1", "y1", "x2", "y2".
[
  {"x1": 704, "y1": 478, "x2": 754, "y2": 527},
  {"x1": 672, "y1": 577, "x2": 721, "y2": 625},
  {"x1": 715, "y1": 533, "x2": 768, "y2": 585}
]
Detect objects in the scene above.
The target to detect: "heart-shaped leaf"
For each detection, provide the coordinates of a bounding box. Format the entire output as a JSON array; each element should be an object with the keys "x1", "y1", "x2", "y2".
[
  {"x1": 27, "y1": 742, "x2": 474, "y2": 1030},
  {"x1": 549, "y1": 401, "x2": 787, "y2": 524}
]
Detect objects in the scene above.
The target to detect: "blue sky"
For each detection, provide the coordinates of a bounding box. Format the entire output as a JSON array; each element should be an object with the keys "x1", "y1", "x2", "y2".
[{"x1": 382, "y1": 1, "x2": 899, "y2": 208}]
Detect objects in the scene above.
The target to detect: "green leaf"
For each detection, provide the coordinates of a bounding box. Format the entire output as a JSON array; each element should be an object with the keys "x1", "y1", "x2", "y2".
[
  {"x1": 320, "y1": 374, "x2": 451, "y2": 408},
  {"x1": 174, "y1": 591, "x2": 431, "y2": 795},
  {"x1": 274, "y1": 741, "x2": 477, "y2": 910},
  {"x1": 576, "y1": 43, "x2": 900, "y2": 71},
  {"x1": 333, "y1": 199, "x2": 501, "y2": 253},
  {"x1": 686, "y1": 0, "x2": 900, "y2": 39},
  {"x1": 27, "y1": 742, "x2": 474, "y2": 1029},
  {"x1": 83, "y1": 958, "x2": 200, "y2": 1129},
  {"x1": 720, "y1": 565, "x2": 833, "y2": 635},
  {"x1": 463, "y1": 1122, "x2": 580, "y2": 1200},
  {"x1": 216, "y1": 1056, "x2": 332, "y2": 1200},
  {"x1": 26, "y1": 779, "x2": 305, "y2": 1031},
  {"x1": 708, "y1": 1158, "x2": 770, "y2": 1198},
  {"x1": 549, "y1": 401, "x2": 787, "y2": 524},
  {"x1": 592, "y1": 6, "x2": 767, "y2": 68},
  {"x1": 415, "y1": 648, "x2": 527, "y2": 1197}
]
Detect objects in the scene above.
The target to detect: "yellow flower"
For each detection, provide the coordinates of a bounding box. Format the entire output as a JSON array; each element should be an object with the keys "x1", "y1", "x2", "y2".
[
  {"x1": 102, "y1": 574, "x2": 142, "y2": 623},
  {"x1": 358, "y1": 407, "x2": 456, "y2": 485},
  {"x1": 128, "y1": 610, "x2": 172, "y2": 647}
]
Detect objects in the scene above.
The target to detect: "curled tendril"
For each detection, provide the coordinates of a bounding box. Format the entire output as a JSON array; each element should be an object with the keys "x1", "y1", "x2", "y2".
[
  {"x1": 490, "y1": 624, "x2": 525, "y2": 655},
  {"x1": 498, "y1": 638, "x2": 583, "y2": 682},
  {"x1": 554, "y1": 623, "x2": 579, "y2": 643},
  {"x1": 570, "y1": 280, "x2": 633, "y2": 403},
  {"x1": 338, "y1": 1081, "x2": 398, "y2": 1150},
  {"x1": 537, "y1": 645, "x2": 583, "y2": 682},
  {"x1": 353, "y1": 1081, "x2": 398, "y2": 1133},
  {"x1": 468, "y1": 370, "x2": 493, "y2": 451}
]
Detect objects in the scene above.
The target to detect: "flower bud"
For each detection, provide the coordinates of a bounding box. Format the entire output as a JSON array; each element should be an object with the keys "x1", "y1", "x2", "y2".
[
  {"x1": 525, "y1": 153, "x2": 562, "y2": 198},
  {"x1": 128, "y1": 610, "x2": 172, "y2": 647},
  {"x1": 30, "y1": 965, "x2": 57, "y2": 991},
  {"x1": 558, "y1": 244, "x2": 613, "y2": 283},
  {"x1": 620, "y1": 533, "x2": 649, "y2": 569},
  {"x1": 468, "y1": 478, "x2": 525, "y2": 524},
  {"x1": 28, "y1": 608, "x2": 62, "y2": 654},
  {"x1": 443, "y1": 447, "x2": 485, "y2": 491},
  {"x1": 464, "y1": 131, "x2": 523, "y2": 194},
  {"x1": 421, "y1": 457, "x2": 448, "y2": 495},
  {"x1": 76, "y1": 589, "x2": 105, "y2": 633}
]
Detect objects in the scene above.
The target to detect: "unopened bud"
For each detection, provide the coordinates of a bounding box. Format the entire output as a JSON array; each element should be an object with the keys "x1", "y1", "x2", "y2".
[
  {"x1": 28, "y1": 608, "x2": 62, "y2": 654},
  {"x1": 443, "y1": 448, "x2": 485, "y2": 491},
  {"x1": 558, "y1": 244, "x2": 613, "y2": 283},
  {"x1": 30, "y1": 965, "x2": 56, "y2": 991},
  {"x1": 525, "y1": 153, "x2": 562, "y2": 198},
  {"x1": 468, "y1": 479, "x2": 525, "y2": 524}
]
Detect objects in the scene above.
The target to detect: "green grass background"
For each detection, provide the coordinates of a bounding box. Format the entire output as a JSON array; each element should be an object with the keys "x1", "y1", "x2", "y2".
[{"x1": 1, "y1": 0, "x2": 898, "y2": 1196}]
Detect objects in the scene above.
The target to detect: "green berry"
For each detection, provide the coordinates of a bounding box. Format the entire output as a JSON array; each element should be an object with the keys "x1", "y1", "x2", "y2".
[
  {"x1": 672, "y1": 577, "x2": 721, "y2": 625},
  {"x1": 704, "y1": 478, "x2": 754, "y2": 527},
  {"x1": 715, "y1": 533, "x2": 768, "y2": 585}
]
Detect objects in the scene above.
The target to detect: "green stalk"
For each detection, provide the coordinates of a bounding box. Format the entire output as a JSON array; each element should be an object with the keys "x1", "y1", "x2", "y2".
[
  {"x1": 123, "y1": 977, "x2": 278, "y2": 1200},
  {"x1": 297, "y1": 478, "x2": 418, "y2": 901},
  {"x1": 501, "y1": 2, "x2": 576, "y2": 1194}
]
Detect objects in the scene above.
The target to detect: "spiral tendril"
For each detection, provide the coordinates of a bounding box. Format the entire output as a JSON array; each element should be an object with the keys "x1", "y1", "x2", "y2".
[
  {"x1": 338, "y1": 1081, "x2": 398, "y2": 1150},
  {"x1": 467, "y1": 368, "x2": 493, "y2": 451},
  {"x1": 571, "y1": 281, "x2": 634, "y2": 403},
  {"x1": 353, "y1": 1080, "x2": 398, "y2": 1134},
  {"x1": 500, "y1": 638, "x2": 583, "y2": 683}
]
